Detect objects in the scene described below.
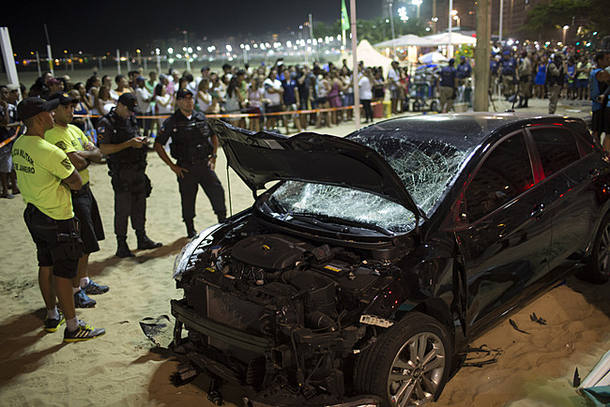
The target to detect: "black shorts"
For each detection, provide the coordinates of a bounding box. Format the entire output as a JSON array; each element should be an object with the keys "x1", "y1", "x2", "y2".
[
  {"x1": 265, "y1": 104, "x2": 282, "y2": 114},
  {"x1": 72, "y1": 183, "x2": 105, "y2": 254},
  {"x1": 23, "y1": 204, "x2": 83, "y2": 279},
  {"x1": 592, "y1": 108, "x2": 610, "y2": 134}
]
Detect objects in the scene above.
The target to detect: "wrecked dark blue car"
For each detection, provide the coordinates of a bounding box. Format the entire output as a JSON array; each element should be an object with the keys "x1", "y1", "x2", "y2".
[{"x1": 170, "y1": 113, "x2": 610, "y2": 406}]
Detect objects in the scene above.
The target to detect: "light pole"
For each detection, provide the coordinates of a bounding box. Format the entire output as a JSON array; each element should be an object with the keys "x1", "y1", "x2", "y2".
[
  {"x1": 499, "y1": 0, "x2": 504, "y2": 42},
  {"x1": 562, "y1": 25, "x2": 569, "y2": 44},
  {"x1": 412, "y1": 0, "x2": 422, "y2": 19},
  {"x1": 388, "y1": 2, "x2": 396, "y2": 39}
]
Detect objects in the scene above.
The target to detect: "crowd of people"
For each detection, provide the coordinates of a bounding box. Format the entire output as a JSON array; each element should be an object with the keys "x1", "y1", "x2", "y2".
[
  {"x1": 15, "y1": 60, "x2": 398, "y2": 138},
  {"x1": 487, "y1": 44, "x2": 601, "y2": 114}
]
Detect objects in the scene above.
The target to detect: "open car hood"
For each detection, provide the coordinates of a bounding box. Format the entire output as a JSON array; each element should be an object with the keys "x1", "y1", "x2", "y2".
[{"x1": 209, "y1": 119, "x2": 422, "y2": 218}]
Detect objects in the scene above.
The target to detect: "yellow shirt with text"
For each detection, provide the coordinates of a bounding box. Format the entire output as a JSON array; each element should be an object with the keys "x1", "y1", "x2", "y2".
[
  {"x1": 45, "y1": 124, "x2": 90, "y2": 185},
  {"x1": 12, "y1": 135, "x2": 75, "y2": 220}
]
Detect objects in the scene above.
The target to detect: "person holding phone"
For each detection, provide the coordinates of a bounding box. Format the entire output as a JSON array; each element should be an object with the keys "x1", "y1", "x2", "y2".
[{"x1": 96, "y1": 93, "x2": 161, "y2": 257}]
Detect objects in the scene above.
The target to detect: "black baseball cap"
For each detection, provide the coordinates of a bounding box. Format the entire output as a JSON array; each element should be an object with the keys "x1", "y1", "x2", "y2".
[
  {"x1": 48, "y1": 92, "x2": 78, "y2": 105},
  {"x1": 176, "y1": 88, "x2": 193, "y2": 99},
  {"x1": 118, "y1": 92, "x2": 138, "y2": 111},
  {"x1": 17, "y1": 97, "x2": 60, "y2": 121}
]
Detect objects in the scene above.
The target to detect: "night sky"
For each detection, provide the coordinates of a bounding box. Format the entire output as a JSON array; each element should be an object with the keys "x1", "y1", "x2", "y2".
[{"x1": 2, "y1": 0, "x2": 383, "y2": 56}]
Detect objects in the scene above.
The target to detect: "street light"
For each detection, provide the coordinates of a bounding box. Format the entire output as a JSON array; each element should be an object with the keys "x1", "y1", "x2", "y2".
[
  {"x1": 412, "y1": 0, "x2": 422, "y2": 19},
  {"x1": 398, "y1": 6, "x2": 409, "y2": 22},
  {"x1": 562, "y1": 25, "x2": 569, "y2": 44},
  {"x1": 453, "y1": 14, "x2": 460, "y2": 29},
  {"x1": 450, "y1": 9, "x2": 460, "y2": 30}
]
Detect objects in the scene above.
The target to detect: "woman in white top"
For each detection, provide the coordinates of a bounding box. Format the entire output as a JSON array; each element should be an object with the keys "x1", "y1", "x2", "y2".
[
  {"x1": 95, "y1": 85, "x2": 116, "y2": 115},
  {"x1": 154, "y1": 83, "x2": 173, "y2": 128},
  {"x1": 196, "y1": 78, "x2": 213, "y2": 113},
  {"x1": 246, "y1": 77, "x2": 264, "y2": 132},
  {"x1": 359, "y1": 67, "x2": 374, "y2": 123},
  {"x1": 224, "y1": 76, "x2": 245, "y2": 128}
]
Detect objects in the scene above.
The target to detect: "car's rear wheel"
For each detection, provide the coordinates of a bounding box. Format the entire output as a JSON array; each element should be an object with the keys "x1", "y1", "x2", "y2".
[
  {"x1": 582, "y1": 214, "x2": 610, "y2": 283},
  {"x1": 354, "y1": 312, "x2": 452, "y2": 406}
]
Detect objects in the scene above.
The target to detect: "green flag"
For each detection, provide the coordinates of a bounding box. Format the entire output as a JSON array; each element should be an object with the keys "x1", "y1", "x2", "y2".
[{"x1": 341, "y1": 0, "x2": 350, "y2": 31}]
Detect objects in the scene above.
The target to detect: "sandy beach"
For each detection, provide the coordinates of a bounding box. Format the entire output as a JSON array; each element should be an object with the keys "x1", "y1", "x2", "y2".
[{"x1": 0, "y1": 104, "x2": 608, "y2": 407}]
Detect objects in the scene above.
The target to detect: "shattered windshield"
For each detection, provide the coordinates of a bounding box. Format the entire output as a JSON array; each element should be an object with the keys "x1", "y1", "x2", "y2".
[{"x1": 262, "y1": 133, "x2": 474, "y2": 234}]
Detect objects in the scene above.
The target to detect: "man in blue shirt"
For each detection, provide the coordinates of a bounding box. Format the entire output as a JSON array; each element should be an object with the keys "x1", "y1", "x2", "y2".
[{"x1": 438, "y1": 59, "x2": 457, "y2": 113}]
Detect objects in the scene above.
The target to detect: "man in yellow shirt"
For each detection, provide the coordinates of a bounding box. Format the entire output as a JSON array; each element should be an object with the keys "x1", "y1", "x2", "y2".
[
  {"x1": 13, "y1": 97, "x2": 104, "y2": 342},
  {"x1": 45, "y1": 92, "x2": 109, "y2": 309}
]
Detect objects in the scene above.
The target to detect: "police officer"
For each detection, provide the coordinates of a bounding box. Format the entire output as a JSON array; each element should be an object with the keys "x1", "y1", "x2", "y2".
[
  {"x1": 500, "y1": 50, "x2": 517, "y2": 100},
  {"x1": 456, "y1": 56, "x2": 472, "y2": 84},
  {"x1": 153, "y1": 89, "x2": 226, "y2": 238},
  {"x1": 437, "y1": 59, "x2": 457, "y2": 113},
  {"x1": 13, "y1": 97, "x2": 104, "y2": 341},
  {"x1": 97, "y1": 93, "x2": 161, "y2": 257}
]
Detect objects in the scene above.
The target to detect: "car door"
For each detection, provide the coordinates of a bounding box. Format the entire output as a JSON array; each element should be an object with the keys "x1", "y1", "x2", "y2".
[
  {"x1": 527, "y1": 125, "x2": 600, "y2": 272},
  {"x1": 453, "y1": 130, "x2": 553, "y2": 329}
]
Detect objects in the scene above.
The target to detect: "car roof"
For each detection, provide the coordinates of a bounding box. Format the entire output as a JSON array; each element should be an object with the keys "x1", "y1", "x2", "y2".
[{"x1": 348, "y1": 113, "x2": 577, "y2": 151}]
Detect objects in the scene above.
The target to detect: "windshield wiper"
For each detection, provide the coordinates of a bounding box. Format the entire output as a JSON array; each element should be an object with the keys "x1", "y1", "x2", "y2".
[{"x1": 291, "y1": 212, "x2": 395, "y2": 236}]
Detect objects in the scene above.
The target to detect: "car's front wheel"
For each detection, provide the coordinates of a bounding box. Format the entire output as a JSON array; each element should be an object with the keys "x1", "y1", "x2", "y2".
[{"x1": 354, "y1": 312, "x2": 452, "y2": 406}]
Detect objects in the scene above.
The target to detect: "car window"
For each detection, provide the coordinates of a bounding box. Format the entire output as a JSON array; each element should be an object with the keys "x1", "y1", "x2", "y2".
[
  {"x1": 465, "y1": 133, "x2": 534, "y2": 221},
  {"x1": 530, "y1": 127, "x2": 581, "y2": 176},
  {"x1": 574, "y1": 132, "x2": 595, "y2": 157}
]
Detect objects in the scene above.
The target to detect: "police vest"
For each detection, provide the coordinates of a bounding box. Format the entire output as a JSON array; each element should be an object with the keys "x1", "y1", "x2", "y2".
[
  {"x1": 165, "y1": 112, "x2": 213, "y2": 165},
  {"x1": 439, "y1": 67, "x2": 456, "y2": 88},
  {"x1": 101, "y1": 110, "x2": 146, "y2": 171},
  {"x1": 501, "y1": 59, "x2": 516, "y2": 76}
]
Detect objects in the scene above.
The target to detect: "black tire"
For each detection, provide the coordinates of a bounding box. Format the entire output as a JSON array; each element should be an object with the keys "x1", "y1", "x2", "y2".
[
  {"x1": 354, "y1": 312, "x2": 452, "y2": 406},
  {"x1": 412, "y1": 102, "x2": 421, "y2": 112},
  {"x1": 581, "y1": 214, "x2": 610, "y2": 283},
  {"x1": 430, "y1": 101, "x2": 440, "y2": 113}
]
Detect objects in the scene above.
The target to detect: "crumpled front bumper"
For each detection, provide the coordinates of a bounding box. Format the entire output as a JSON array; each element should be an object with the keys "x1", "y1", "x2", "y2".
[{"x1": 171, "y1": 299, "x2": 383, "y2": 407}]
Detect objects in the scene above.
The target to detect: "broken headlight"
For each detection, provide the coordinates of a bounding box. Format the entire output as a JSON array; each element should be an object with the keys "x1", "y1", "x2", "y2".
[{"x1": 173, "y1": 223, "x2": 222, "y2": 281}]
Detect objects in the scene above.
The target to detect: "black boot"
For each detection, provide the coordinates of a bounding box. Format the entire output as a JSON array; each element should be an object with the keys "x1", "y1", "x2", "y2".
[
  {"x1": 523, "y1": 98, "x2": 529, "y2": 108},
  {"x1": 216, "y1": 213, "x2": 227, "y2": 223},
  {"x1": 136, "y1": 231, "x2": 162, "y2": 250},
  {"x1": 185, "y1": 220, "x2": 197, "y2": 238},
  {"x1": 116, "y1": 236, "x2": 134, "y2": 258}
]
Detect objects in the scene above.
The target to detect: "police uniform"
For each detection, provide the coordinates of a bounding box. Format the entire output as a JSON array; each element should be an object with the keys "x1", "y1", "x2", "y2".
[
  {"x1": 155, "y1": 108, "x2": 226, "y2": 236},
  {"x1": 501, "y1": 55, "x2": 517, "y2": 98},
  {"x1": 97, "y1": 93, "x2": 160, "y2": 257},
  {"x1": 438, "y1": 62, "x2": 457, "y2": 113},
  {"x1": 13, "y1": 123, "x2": 82, "y2": 279}
]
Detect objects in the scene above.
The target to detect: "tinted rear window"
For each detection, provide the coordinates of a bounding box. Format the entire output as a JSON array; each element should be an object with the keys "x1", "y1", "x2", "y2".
[{"x1": 531, "y1": 127, "x2": 580, "y2": 176}]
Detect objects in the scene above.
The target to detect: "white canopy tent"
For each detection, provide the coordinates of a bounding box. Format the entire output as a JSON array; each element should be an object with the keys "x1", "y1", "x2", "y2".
[
  {"x1": 374, "y1": 34, "x2": 429, "y2": 48},
  {"x1": 418, "y1": 32, "x2": 477, "y2": 46},
  {"x1": 344, "y1": 39, "x2": 394, "y2": 73}
]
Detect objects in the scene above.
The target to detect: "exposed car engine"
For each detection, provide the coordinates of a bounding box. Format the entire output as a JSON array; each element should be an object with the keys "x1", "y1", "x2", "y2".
[{"x1": 171, "y1": 217, "x2": 402, "y2": 405}]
